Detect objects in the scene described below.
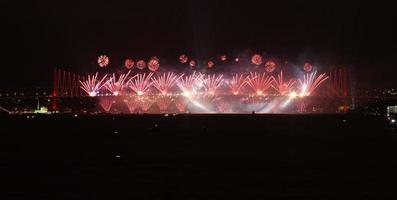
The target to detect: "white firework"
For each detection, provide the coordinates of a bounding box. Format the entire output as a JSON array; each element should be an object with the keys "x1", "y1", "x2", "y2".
[{"x1": 79, "y1": 72, "x2": 108, "y2": 97}]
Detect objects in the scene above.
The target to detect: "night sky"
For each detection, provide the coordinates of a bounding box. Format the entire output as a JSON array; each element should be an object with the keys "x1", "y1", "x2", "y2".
[{"x1": 1, "y1": 0, "x2": 396, "y2": 88}]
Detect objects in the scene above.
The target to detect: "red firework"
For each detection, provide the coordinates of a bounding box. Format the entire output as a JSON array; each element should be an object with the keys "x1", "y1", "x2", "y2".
[
  {"x1": 136, "y1": 97, "x2": 153, "y2": 112},
  {"x1": 304, "y1": 62, "x2": 313, "y2": 72},
  {"x1": 148, "y1": 56, "x2": 160, "y2": 71},
  {"x1": 99, "y1": 98, "x2": 113, "y2": 112},
  {"x1": 189, "y1": 60, "x2": 196, "y2": 67},
  {"x1": 125, "y1": 98, "x2": 139, "y2": 113},
  {"x1": 136, "y1": 60, "x2": 146, "y2": 70},
  {"x1": 79, "y1": 72, "x2": 108, "y2": 97},
  {"x1": 152, "y1": 72, "x2": 183, "y2": 95},
  {"x1": 97, "y1": 55, "x2": 109, "y2": 68},
  {"x1": 207, "y1": 61, "x2": 214, "y2": 68},
  {"x1": 156, "y1": 95, "x2": 173, "y2": 111},
  {"x1": 227, "y1": 74, "x2": 248, "y2": 95},
  {"x1": 265, "y1": 60, "x2": 276, "y2": 73},
  {"x1": 177, "y1": 71, "x2": 201, "y2": 96},
  {"x1": 128, "y1": 73, "x2": 154, "y2": 95},
  {"x1": 175, "y1": 97, "x2": 188, "y2": 112},
  {"x1": 271, "y1": 71, "x2": 296, "y2": 96},
  {"x1": 251, "y1": 54, "x2": 263, "y2": 65},
  {"x1": 105, "y1": 71, "x2": 133, "y2": 96},
  {"x1": 246, "y1": 72, "x2": 274, "y2": 95},
  {"x1": 215, "y1": 100, "x2": 229, "y2": 113},
  {"x1": 202, "y1": 74, "x2": 224, "y2": 95},
  {"x1": 124, "y1": 58, "x2": 134, "y2": 69},
  {"x1": 220, "y1": 55, "x2": 227, "y2": 61},
  {"x1": 298, "y1": 71, "x2": 329, "y2": 96},
  {"x1": 179, "y1": 54, "x2": 188, "y2": 64}
]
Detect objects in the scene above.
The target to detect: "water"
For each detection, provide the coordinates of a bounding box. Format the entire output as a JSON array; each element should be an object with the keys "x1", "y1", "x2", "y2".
[{"x1": 0, "y1": 114, "x2": 395, "y2": 199}]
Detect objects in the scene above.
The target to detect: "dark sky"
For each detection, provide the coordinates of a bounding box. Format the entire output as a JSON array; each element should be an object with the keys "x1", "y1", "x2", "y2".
[{"x1": 1, "y1": 0, "x2": 396, "y2": 88}]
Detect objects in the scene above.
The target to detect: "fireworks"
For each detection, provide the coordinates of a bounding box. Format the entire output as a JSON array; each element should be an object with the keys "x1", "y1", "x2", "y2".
[
  {"x1": 124, "y1": 58, "x2": 134, "y2": 69},
  {"x1": 79, "y1": 72, "x2": 108, "y2": 97},
  {"x1": 136, "y1": 97, "x2": 153, "y2": 111},
  {"x1": 189, "y1": 60, "x2": 196, "y2": 67},
  {"x1": 220, "y1": 55, "x2": 227, "y2": 61},
  {"x1": 125, "y1": 98, "x2": 139, "y2": 113},
  {"x1": 156, "y1": 95, "x2": 173, "y2": 111},
  {"x1": 246, "y1": 72, "x2": 274, "y2": 96},
  {"x1": 202, "y1": 74, "x2": 224, "y2": 95},
  {"x1": 99, "y1": 98, "x2": 113, "y2": 112},
  {"x1": 105, "y1": 71, "x2": 133, "y2": 96},
  {"x1": 148, "y1": 56, "x2": 160, "y2": 71},
  {"x1": 265, "y1": 60, "x2": 276, "y2": 73},
  {"x1": 298, "y1": 71, "x2": 329, "y2": 97},
  {"x1": 175, "y1": 97, "x2": 188, "y2": 112},
  {"x1": 179, "y1": 54, "x2": 188, "y2": 64},
  {"x1": 304, "y1": 62, "x2": 313, "y2": 72},
  {"x1": 272, "y1": 71, "x2": 296, "y2": 96},
  {"x1": 227, "y1": 74, "x2": 247, "y2": 95},
  {"x1": 207, "y1": 61, "x2": 215, "y2": 68},
  {"x1": 128, "y1": 73, "x2": 154, "y2": 95},
  {"x1": 177, "y1": 71, "x2": 201, "y2": 97},
  {"x1": 97, "y1": 55, "x2": 109, "y2": 68},
  {"x1": 136, "y1": 60, "x2": 146, "y2": 69},
  {"x1": 152, "y1": 72, "x2": 183, "y2": 95},
  {"x1": 251, "y1": 54, "x2": 263, "y2": 65}
]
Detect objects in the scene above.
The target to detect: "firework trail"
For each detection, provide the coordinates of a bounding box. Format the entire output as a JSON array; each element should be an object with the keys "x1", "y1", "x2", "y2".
[
  {"x1": 152, "y1": 72, "x2": 184, "y2": 95},
  {"x1": 298, "y1": 71, "x2": 329, "y2": 96},
  {"x1": 272, "y1": 71, "x2": 296, "y2": 96},
  {"x1": 79, "y1": 72, "x2": 108, "y2": 97},
  {"x1": 202, "y1": 74, "x2": 224, "y2": 95},
  {"x1": 105, "y1": 71, "x2": 133, "y2": 96},
  {"x1": 128, "y1": 73, "x2": 154, "y2": 95},
  {"x1": 246, "y1": 72, "x2": 274, "y2": 95},
  {"x1": 227, "y1": 74, "x2": 248, "y2": 95}
]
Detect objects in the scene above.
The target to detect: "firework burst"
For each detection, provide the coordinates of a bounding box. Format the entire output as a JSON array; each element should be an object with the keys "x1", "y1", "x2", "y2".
[
  {"x1": 105, "y1": 71, "x2": 133, "y2": 96},
  {"x1": 136, "y1": 60, "x2": 146, "y2": 69},
  {"x1": 97, "y1": 55, "x2": 109, "y2": 68},
  {"x1": 202, "y1": 74, "x2": 224, "y2": 95},
  {"x1": 179, "y1": 54, "x2": 188, "y2": 64},
  {"x1": 227, "y1": 74, "x2": 248, "y2": 95},
  {"x1": 265, "y1": 60, "x2": 276, "y2": 73},
  {"x1": 148, "y1": 56, "x2": 160, "y2": 71},
  {"x1": 152, "y1": 72, "x2": 183, "y2": 95},
  {"x1": 251, "y1": 54, "x2": 263, "y2": 65},
  {"x1": 272, "y1": 71, "x2": 296, "y2": 96},
  {"x1": 177, "y1": 71, "x2": 201, "y2": 97},
  {"x1": 124, "y1": 58, "x2": 134, "y2": 69},
  {"x1": 128, "y1": 73, "x2": 154, "y2": 95},
  {"x1": 79, "y1": 72, "x2": 108, "y2": 97},
  {"x1": 298, "y1": 71, "x2": 329, "y2": 97},
  {"x1": 246, "y1": 72, "x2": 274, "y2": 96}
]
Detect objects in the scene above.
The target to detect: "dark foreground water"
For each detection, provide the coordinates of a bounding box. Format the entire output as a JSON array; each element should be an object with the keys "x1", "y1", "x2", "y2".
[{"x1": 1, "y1": 114, "x2": 396, "y2": 199}]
